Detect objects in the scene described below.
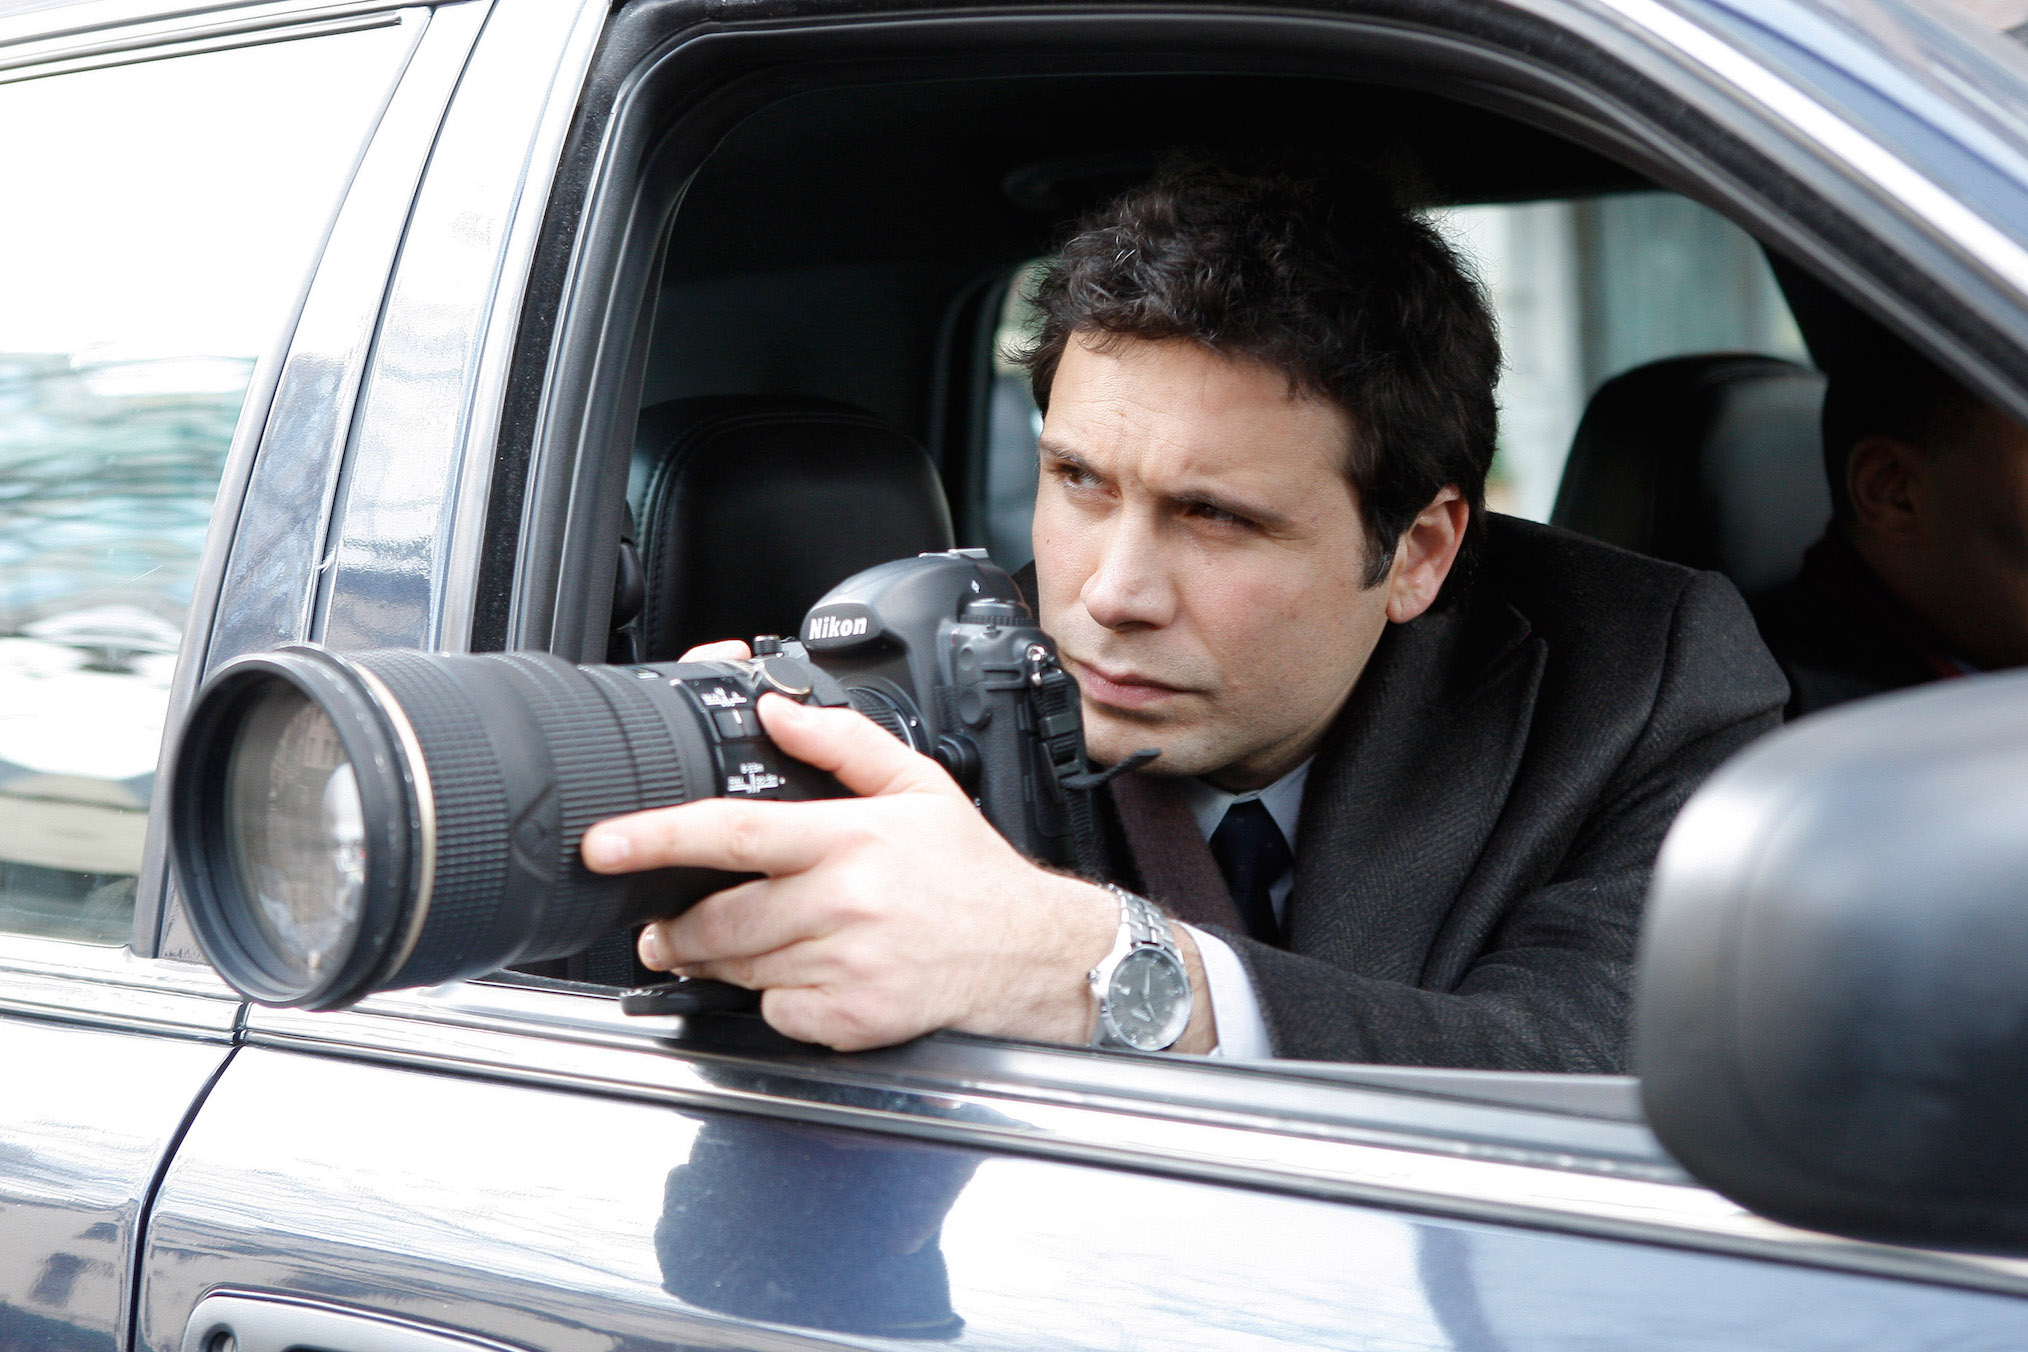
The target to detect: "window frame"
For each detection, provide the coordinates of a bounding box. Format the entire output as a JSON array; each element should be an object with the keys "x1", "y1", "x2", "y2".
[
  {"x1": 109, "y1": 0, "x2": 476, "y2": 962},
  {"x1": 235, "y1": 971, "x2": 2028, "y2": 1297},
  {"x1": 481, "y1": 0, "x2": 2028, "y2": 1053}
]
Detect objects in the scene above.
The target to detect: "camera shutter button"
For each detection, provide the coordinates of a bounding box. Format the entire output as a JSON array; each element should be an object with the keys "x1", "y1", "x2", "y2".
[{"x1": 758, "y1": 656, "x2": 813, "y2": 698}]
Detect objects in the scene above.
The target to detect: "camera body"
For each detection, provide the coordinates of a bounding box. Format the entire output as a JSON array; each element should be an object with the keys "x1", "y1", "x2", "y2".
[
  {"x1": 639, "y1": 548, "x2": 1094, "y2": 867},
  {"x1": 169, "y1": 549, "x2": 1111, "y2": 1009},
  {"x1": 792, "y1": 548, "x2": 1094, "y2": 866}
]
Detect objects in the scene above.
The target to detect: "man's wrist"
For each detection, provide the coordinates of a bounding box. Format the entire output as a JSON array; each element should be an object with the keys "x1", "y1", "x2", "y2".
[
  {"x1": 1068, "y1": 883, "x2": 1218, "y2": 1054},
  {"x1": 950, "y1": 872, "x2": 1219, "y2": 1053},
  {"x1": 955, "y1": 873, "x2": 1116, "y2": 1045},
  {"x1": 1087, "y1": 886, "x2": 1195, "y2": 1052}
]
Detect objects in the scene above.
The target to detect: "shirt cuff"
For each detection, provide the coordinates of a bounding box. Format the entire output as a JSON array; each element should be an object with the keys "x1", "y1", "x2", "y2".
[{"x1": 1179, "y1": 924, "x2": 1274, "y2": 1060}]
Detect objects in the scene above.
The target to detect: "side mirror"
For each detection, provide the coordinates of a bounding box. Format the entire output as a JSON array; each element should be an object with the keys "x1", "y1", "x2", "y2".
[{"x1": 1635, "y1": 673, "x2": 2028, "y2": 1250}]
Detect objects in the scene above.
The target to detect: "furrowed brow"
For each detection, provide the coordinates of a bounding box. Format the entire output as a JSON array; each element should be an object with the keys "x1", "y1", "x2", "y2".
[
  {"x1": 1169, "y1": 486, "x2": 1296, "y2": 533},
  {"x1": 1037, "y1": 439, "x2": 1102, "y2": 476}
]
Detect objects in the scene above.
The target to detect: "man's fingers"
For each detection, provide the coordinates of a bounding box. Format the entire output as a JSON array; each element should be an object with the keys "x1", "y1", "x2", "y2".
[
  {"x1": 677, "y1": 939, "x2": 837, "y2": 993},
  {"x1": 679, "y1": 639, "x2": 751, "y2": 662},
  {"x1": 639, "y1": 874, "x2": 833, "y2": 969},
  {"x1": 584, "y1": 796, "x2": 852, "y2": 876},
  {"x1": 759, "y1": 986, "x2": 906, "y2": 1052},
  {"x1": 756, "y1": 693, "x2": 961, "y2": 799}
]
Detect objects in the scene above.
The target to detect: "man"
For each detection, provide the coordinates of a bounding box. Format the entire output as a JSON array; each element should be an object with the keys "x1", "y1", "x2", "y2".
[
  {"x1": 1752, "y1": 328, "x2": 2028, "y2": 715},
  {"x1": 581, "y1": 161, "x2": 1787, "y2": 1070}
]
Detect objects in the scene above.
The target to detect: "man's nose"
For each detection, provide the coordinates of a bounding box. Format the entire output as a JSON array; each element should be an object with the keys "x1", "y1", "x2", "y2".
[{"x1": 1081, "y1": 512, "x2": 1176, "y2": 631}]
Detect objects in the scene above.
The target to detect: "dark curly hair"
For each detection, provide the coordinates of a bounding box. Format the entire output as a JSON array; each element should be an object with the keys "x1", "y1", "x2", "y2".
[{"x1": 1021, "y1": 157, "x2": 1500, "y2": 586}]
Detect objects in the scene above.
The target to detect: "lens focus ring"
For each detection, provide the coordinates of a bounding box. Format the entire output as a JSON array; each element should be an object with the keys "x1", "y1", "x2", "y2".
[
  {"x1": 499, "y1": 654, "x2": 681, "y2": 954},
  {"x1": 352, "y1": 650, "x2": 513, "y2": 987}
]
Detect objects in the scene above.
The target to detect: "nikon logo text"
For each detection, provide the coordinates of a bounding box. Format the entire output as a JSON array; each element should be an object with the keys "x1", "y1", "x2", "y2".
[{"x1": 807, "y1": 614, "x2": 870, "y2": 641}]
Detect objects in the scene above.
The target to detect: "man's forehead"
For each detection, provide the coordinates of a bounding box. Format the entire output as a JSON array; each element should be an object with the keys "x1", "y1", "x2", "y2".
[{"x1": 1045, "y1": 336, "x2": 1353, "y2": 483}]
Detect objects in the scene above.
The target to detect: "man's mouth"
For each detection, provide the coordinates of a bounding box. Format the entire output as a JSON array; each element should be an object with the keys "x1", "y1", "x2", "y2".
[{"x1": 1064, "y1": 657, "x2": 1191, "y2": 712}]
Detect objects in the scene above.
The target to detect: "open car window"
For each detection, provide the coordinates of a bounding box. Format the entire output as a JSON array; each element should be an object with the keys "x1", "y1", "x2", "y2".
[
  {"x1": 467, "y1": 58, "x2": 1811, "y2": 1073},
  {"x1": 429, "y1": 0, "x2": 2028, "y2": 1105}
]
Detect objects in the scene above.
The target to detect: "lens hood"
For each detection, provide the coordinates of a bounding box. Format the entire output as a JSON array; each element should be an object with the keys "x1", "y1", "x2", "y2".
[{"x1": 169, "y1": 645, "x2": 428, "y2": 1008}]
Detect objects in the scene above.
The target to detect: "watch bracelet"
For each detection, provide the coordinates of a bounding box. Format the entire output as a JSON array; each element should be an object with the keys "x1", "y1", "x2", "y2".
[{"x1": 1101, "y1": 883, "x2": 1176, "y2": 954}]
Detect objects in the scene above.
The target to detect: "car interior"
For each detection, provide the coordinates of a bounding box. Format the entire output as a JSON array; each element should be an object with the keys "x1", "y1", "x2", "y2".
[
  {"x1": 509, "y1": 64, "x2": 1840, "y2": 1001},
  {"x1": 622, "y1": 70, "x2": 1829, "y2": 649},
  {"x1": 633, "y1": 80, "x2": 1769, "y2": 594}
]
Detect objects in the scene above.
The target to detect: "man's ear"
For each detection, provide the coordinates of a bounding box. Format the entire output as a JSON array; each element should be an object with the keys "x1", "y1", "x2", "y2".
[
  {"x1": 1384, "y1": 486, "x2": 1469, "y2": 624},
  {"x1": 1847, "y1": 435, "x2": 1929, "y2": 545}
]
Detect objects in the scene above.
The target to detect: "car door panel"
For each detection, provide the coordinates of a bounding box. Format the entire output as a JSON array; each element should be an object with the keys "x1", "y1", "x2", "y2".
[
  {"x1": 138, "y1": 1031, "x2": 2028, "y2": 1352},
  {"x1": 0, "y1": 941, "x2": 237, "y2": 1352},
  {"x1": 0, "y1": 1022, "x2": 227, "y2": 1352}
]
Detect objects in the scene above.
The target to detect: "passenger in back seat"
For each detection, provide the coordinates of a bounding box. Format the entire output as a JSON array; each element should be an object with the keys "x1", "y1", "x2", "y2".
[{"x1": 1754, "y1": 330, "x2": 2028, "y2": 716}]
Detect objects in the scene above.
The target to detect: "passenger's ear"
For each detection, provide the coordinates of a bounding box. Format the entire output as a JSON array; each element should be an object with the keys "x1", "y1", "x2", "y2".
[
  {"x1": 1384, "y1": 486, "x2": 1469, "y2": 624},
  {"x1": 1847, "y1": 435, "x2": 1928, "y2": 544}
]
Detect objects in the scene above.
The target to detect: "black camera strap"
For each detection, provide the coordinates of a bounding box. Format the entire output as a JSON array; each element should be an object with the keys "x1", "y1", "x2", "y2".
[{"x1": 1025, "y1": 656, "x2": 1158, "y2": 878}]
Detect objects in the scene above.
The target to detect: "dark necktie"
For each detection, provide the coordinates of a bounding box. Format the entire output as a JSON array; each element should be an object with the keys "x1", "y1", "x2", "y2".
[{"x1": 1208, "y1": 798, "x2": 1293, "y2": 946}]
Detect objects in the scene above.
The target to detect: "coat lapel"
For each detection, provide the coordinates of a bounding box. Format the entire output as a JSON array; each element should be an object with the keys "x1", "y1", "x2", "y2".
[
  {"x1": 1108, "y1": 773, "x2": 1246, "y2": 932},
  {"x1": 1283, "y1": 586, "x2": 1544, "y2": 984}
]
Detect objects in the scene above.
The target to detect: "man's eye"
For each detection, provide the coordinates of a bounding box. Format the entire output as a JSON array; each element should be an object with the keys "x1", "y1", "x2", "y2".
[{"x1": 1186, "y1": 501, "x2": 1248, "y2": 527}]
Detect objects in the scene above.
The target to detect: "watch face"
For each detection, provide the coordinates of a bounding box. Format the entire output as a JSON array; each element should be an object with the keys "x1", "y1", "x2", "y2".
[{"x1": 1104, "y1": 948, "x2": 1192, "y2": 1051}]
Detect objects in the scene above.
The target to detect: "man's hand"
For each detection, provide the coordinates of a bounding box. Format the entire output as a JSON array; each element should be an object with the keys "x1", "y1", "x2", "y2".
[{"x1": 579, "y1": 674, "x2": 1215, "y2": 1054}]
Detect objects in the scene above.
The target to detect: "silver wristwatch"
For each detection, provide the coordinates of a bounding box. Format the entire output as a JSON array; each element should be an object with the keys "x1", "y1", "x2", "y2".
[{"x1": 1088, "y1": 885, "x2": 1193, "y2": 1051}]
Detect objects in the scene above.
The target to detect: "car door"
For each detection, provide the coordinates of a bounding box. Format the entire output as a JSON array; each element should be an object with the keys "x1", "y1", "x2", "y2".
[
  {"x1": 0, "y1": 4, "x2": 480, "y2": 1348},
  {"x1": 121, "y1": 2, "x2": 2028, "y2": 1350}
]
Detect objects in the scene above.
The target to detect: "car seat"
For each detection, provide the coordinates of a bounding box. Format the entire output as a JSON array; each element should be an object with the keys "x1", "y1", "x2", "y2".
[
  {"x1": 1549, "y1": 354, "x2": 1831, "y2": 596},
  {"x1": 633, "y1": 395, "x2": 956, "y2": 660}
]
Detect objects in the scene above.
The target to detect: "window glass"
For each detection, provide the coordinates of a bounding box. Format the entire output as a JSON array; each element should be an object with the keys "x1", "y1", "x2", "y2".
[
  {"x1": 1432, "y1": 191, "x2": 1807, "y2": 520},
  {"x1": 983, "y1": 261, "x2": 1049, "y2": 572},
  {"x1": 980, "y1": 190, "x2": 1806, "y2": 555},
  {"x1": 0, "y1": 26, "x2": 410, "y2": 944}
]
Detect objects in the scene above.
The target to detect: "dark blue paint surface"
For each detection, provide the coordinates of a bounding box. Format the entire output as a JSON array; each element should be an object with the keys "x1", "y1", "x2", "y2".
[{"x1": 140, "y1": 1049, "x2": 2028, "y2": 1352}]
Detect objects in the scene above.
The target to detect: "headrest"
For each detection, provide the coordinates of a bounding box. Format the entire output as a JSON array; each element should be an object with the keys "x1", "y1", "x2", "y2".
[
  {"x1": 635, "y1": 396, "x2": 955, "y2": 660},
  {"x1": 1550, "y1": 355, "x2": 1831, "y2": 595}
]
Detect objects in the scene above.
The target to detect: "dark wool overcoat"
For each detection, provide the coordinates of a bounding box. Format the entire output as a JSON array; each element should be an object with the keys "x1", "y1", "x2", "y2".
[{"x1": 1064, "y1": 514, "x2": 1788, "y2": 1073}]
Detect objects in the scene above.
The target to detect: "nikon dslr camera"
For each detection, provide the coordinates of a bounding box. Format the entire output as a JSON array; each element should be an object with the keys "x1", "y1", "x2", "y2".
[{"x1": 168, "y1": 549, "x2": 1113, "y2": 1010}]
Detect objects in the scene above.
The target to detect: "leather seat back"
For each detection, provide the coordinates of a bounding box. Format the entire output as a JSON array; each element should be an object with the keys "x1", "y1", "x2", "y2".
[
  {"x1": 1550, "y1": 354, "x2": 1831, "y2": 595},
  {"x1": 634, "y1": 396, "x2": 955, "y2": 660}
]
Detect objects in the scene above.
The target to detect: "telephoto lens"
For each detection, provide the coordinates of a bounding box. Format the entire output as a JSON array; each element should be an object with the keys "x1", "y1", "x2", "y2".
[
  {"x1": 168, "y1": 645, "x2": 851, "y2": 1010},
  {"x1": 170, "y1": 548, "x2": 1108, "y2": 1012}
]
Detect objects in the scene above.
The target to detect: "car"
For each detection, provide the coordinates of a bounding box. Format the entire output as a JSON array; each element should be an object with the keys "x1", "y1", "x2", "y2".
[{"x1": 6, "y1": 0, "x2": 2028, "y2": 1348}]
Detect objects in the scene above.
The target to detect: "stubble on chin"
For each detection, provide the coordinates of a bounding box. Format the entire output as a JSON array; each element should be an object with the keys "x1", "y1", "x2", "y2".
[{"x1": 1079, "y1": 705, "x2": 1227, "y2": 779}]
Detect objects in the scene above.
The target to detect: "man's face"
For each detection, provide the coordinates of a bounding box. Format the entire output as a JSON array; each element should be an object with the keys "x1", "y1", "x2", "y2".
[{"x1": 1031, "y1": 334, "x2": 1392, "y2": 791}]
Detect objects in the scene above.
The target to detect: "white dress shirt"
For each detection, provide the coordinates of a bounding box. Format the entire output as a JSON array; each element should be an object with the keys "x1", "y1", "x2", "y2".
[{"x1": 1171, "y1": 759, "x2": 1311, "y2": 1060}]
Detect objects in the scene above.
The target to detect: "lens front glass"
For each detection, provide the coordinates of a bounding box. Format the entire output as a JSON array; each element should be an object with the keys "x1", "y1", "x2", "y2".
[{"x1": 223, "y1": 683, "x2": 367, "y2": 985}]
